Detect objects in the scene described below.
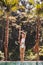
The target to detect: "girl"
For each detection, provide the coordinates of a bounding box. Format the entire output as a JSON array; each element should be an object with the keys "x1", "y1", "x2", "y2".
[{"x1": 20, "y1": 31, "x2": 26, "y2": 61}]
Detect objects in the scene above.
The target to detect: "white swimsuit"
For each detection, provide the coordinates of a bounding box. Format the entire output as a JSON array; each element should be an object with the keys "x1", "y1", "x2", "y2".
[{"x1": 20, "y1": 38, "x2": 25, "y2": 48}]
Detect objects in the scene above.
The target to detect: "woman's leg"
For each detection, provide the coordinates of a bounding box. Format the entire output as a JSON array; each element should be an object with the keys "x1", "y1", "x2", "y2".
[
  {"x1": 22, "y1": 48, "x2": 25, "y2": 61},
  {"x1": 20, "y1": 47, "x2": 22, "y2": 61},
  {"x1": 20, "y1": 47, "x2": 25, "y2": 61}
]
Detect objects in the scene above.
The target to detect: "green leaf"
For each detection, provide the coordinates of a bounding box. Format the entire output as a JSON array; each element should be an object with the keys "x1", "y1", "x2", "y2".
[
  {"x1": 11, "y1": 6, "x2": 18, "y2": 12},
  {"x1": 4, "y1": 0, "x2": 19, "y2": 6},
  {"x1": 0, "y1": 10, "x2": 3, "y2": 16},
  {"x1": 28, "y1": 0, "x2": 35, "y2": 5}
]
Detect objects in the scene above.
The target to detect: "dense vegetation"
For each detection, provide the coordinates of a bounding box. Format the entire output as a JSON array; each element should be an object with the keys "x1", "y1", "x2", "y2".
[{"x1": 0, "y1": 0, "x2": 43, "y2": 61}]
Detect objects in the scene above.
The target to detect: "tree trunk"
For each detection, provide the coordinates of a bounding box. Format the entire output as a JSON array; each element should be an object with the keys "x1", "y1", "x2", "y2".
[
  {"x1": 33, "y1": 16, "x2": 40, "y2": 60},
  {"x1": 4, "y1": 15, "x2": 9, "y2": 61}
]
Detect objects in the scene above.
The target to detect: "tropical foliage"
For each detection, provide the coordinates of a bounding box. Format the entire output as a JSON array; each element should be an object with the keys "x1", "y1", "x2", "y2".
[{"x1": 0, "y1": 0, "x2": 43, "y2": 61}]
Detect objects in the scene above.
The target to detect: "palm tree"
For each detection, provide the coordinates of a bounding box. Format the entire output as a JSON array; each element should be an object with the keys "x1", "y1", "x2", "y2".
[
  {"x1": 29, "y1": 0, "x2": 43, "y2": 60},
  {"x1": 0, "y1": 0, "x2": 19, "y2": 60}
]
